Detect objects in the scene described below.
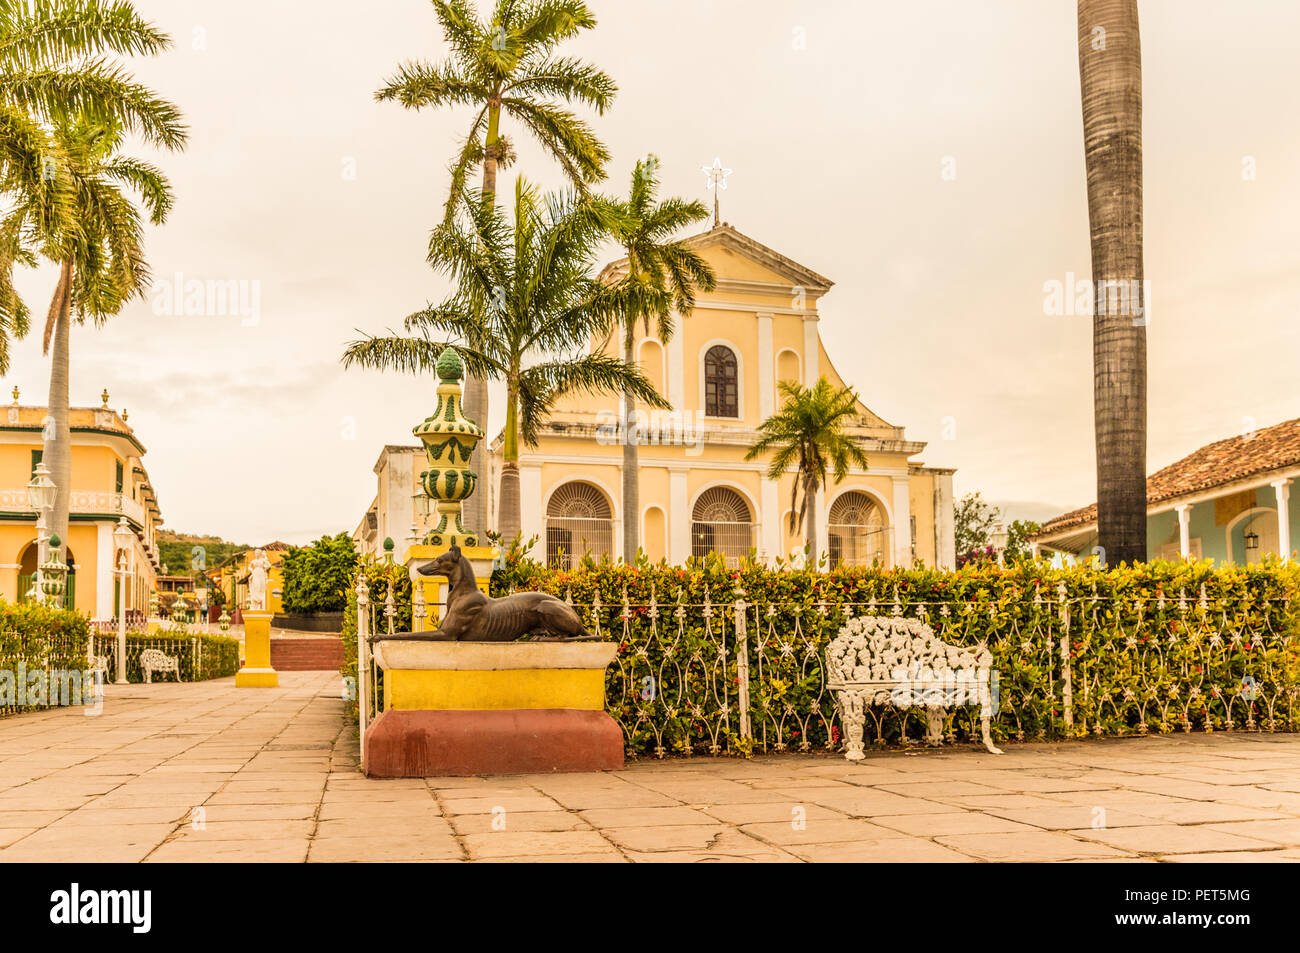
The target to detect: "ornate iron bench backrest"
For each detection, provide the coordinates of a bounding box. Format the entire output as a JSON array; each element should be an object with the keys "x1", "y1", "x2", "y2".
[
  {"x1": 826, "y1": 616, "x2": 991, "y2": 688},
  {"x1": 139, "y1": 649, "x2": 177, "y2": 669}
]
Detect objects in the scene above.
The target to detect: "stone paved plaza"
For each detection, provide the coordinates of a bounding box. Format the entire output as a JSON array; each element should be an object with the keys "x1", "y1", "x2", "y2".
[{"x1": 1, "y1": 672, "x2": 1298, "y2": 862}]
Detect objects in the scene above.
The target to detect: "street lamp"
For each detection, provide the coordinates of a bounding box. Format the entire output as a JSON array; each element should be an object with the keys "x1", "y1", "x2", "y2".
[
  {"x1": 112, "y1": 517, "x2": 134, "y2": 684},
  {"x1": 25, "y1": 462, "x2": 56, "y2": 605}
]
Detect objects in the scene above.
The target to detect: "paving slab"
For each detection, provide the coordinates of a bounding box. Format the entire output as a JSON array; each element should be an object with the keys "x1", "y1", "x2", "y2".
[{"x1": 1, "y1": 672, "x2": 1298, "y2": 863}]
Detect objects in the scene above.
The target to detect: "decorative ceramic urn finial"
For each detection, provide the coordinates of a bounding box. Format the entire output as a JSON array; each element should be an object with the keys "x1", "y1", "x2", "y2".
[
  {"x1": 40, "y1": 532, "x2": 68, "y2": 604},
  {"x1": 413, "y1": 347, "x2": 485, "y2": 547}
]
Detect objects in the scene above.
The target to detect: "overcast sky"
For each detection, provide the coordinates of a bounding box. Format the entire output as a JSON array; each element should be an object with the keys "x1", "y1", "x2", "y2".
[{"x1": 3, "y1": 0, "x2": 1298, "y2": 545}]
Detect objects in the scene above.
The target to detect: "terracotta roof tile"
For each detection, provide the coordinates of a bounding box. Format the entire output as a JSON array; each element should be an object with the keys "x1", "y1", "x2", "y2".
[{"x1": 1036, "y1": 417, "x2": 1300, "y2": 537}]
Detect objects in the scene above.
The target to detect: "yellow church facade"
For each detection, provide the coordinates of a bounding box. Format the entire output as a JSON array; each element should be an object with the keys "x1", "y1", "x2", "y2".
[{"x1": 486, "y1": 224, "x2": 956, "y2": 570}]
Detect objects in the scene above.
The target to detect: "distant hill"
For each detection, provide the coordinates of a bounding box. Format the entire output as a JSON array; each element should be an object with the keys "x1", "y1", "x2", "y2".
[
  {"x1": 988, "y1": 500, "x2": 1077, "y2": 526},
  {"x1": 156, "y1": 531, "x2": 250, "y2": 578}
]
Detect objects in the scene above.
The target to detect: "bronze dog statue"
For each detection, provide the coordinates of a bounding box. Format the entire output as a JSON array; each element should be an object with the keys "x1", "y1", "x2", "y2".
[{"x1": 368, "y1": 545, "x2": 596, "y2": 643}]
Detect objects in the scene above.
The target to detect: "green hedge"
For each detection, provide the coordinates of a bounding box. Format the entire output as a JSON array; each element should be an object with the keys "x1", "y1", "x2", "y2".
[
  {"x1": 340, "y1": 555, "x2": 411, "y2": 720},
  {"x1": 492, "y1": 553, "x2": 1300, "y2": 756},
  {"x1": 0, "y1": 601, "x2": 92, "y2": 714},
  {"x1": 340, "y1": 549, "x2": 1300, "y2": 757},
  {"x1": 88, "y1": 631, "x2": 241, "y2": 683}
]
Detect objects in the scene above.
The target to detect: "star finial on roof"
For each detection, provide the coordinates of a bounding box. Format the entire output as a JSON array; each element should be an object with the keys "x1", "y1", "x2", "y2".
[{"x1": 701, "y1": 157, "x2": 732, "y2": 227}]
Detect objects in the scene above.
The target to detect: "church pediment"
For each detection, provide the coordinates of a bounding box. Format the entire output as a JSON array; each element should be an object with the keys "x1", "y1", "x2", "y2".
[{"x1": 600, "y1": 223, "x2": 833, "y2": 295}]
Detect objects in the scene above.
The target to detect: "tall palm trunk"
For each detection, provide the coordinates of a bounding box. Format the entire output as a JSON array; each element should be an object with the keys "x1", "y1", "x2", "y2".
[
  {"x1": 464, "y1": 98, "x2": 502, "y2": 540},
  {"x1": 1078, "y1": 0, "x2": 1147, "y2": 566},
  {"x1": 42, "y1": 259, "x2": 73, "y2": 564},
  {"x1": 804, "y1": 476, "x2": 818, "y2": 567},
  {"x1": 497, "y1": 380, "x2": 521, "y2": 543},
  {"x1": 621, "y1": 330, "x2": 638, "y2": 563},
  {"x1": 461, "y1": 376, "x2": 489, "y2": 535}
]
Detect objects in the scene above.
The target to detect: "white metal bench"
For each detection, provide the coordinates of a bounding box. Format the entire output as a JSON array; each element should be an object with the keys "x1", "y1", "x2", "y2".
[
  {"x1": 139, "y1": 648, "x2": 180, "y2": 683},
  {"x1": 827, "y1": 616, "x2": 1003, "y2": 758}
]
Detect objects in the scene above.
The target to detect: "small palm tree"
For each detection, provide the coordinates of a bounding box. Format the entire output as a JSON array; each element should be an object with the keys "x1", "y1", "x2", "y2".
[
  {"x1": 342, "y1": 179, "x2": 668, "y2": 543},
  {"x1": 0, "y1": 0, "x2": 186, "y2": 370},
  {"x1": 746, "y1": 377, "x2": 869, "y2": 563},
  {"x1": 5, "y1": 116, "x2": 175, "y2": 559},
  {"x1": 376, "y1": 0, "x2": 615, "y2": 536},
  {"x1": 1078, "y1": 0, "x2": 1147, "y2": 564},
  {"x1": 604, "y1": 155, "x2": 715, "y2": 562}
]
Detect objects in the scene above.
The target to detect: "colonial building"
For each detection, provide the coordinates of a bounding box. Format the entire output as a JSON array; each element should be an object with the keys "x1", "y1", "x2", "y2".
[
  {"x1": 355, "y1": 223, "x2": 956, "y2": 569},
  {"x1": 1033, "y1": 417, "x2": 1298, "y2": 564},
  {"x1": 0, "y1": 390, "x2": 163, "y2": 619}
]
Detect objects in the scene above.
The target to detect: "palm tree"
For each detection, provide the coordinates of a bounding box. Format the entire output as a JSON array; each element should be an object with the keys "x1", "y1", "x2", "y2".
[
  {"x1": 376, "y1": 0, "x2": 615, "y2": 538},
  {"x1": 4, "y1": 116, "x2": 175, "y2": 564},
  {"x1": 745, "y1": 378, "x2": 869, "y2": 564},
  {"x1": 1077, "y1": 0, "x2": 1147, "y2": 565},
  {"x1": 604, "y1": 155, "x2": 715, "y2": 563},
  {"x1": 0, "y1": 0, "x2": 186, "y2": 371},
  {"x1": 342, "y1": 179, "x2": 667, "y2": 543}
]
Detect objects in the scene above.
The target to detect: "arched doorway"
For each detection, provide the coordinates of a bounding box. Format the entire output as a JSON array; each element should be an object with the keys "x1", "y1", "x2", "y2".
[
  {"x1": 1236, "y1": 509, "x2": 1280, "y2": 566},
  {"x1": 17, "y1": 540, "x2": 76, "y2": 609},
  {"x1": 691, "y1": 487, "x2": 754, "y2": 566},
  {"x1": 828, "y1": 491, "x2": 890, "y2": 567},
  {"x1": 545, "y1": 482, "x2": 615, "y2": 568}
]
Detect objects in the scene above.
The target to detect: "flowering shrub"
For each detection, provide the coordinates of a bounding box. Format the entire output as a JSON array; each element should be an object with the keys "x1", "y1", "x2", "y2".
[
  {"x1": 340, "y1": 555, "x2": 411, "y2": 721},
  {"x1": 492, "y1": 553, "x2": 1300, "y2": 755},
  {"x1": 0, "y1": 601, "x2": 90, "y2": 715}
]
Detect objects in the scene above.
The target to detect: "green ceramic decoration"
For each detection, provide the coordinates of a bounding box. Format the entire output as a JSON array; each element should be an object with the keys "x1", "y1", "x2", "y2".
[{"x1": 413, "y1": 347, "x2": 485, "y2": 547}]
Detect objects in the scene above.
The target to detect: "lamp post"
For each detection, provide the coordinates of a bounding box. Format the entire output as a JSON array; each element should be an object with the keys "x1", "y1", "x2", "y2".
[
  {"x1": 25, "y1": 462, "x2": 56, "y2": 605},
  {"x1": 112, "y1": 517, "x2": 133, "y2": 684}
]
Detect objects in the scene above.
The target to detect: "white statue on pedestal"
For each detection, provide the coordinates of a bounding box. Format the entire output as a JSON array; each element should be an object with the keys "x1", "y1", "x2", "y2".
[{"x1": 247, "y1": 549, "x2": 271, "y2": 611}]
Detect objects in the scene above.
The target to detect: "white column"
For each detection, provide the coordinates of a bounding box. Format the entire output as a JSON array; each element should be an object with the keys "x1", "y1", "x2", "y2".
[
  {"x1": 1273, "y1": 480, "x2": 1292, "y2": 561},
  {"x1": 667, "y1": 314, "x2": 685, "y2": 410},
  {"x1": 802, "y1": 314, "x2": 820, "y2": 387},
  {"x1": 761, "y1": 476, "x2": 781, "y2": 564},
  {"x1": 95, "y1": 522, "x2": 114, "y2": 621},
  {"x1": 669, "y1": 468, "x2": 690, "y2": 565},
  {"x1": 519, "y1": 463, "x2": 544, "y2": 558},
  {"x1": 757, "y1": 312, "x2": 775, "y2": 420},
  {"x1": 1176, "y1": 503, "x2": 1191, "y2": 559},
  {"x1": 892, "y1": 476, "x2": 912, "y2": 568}
]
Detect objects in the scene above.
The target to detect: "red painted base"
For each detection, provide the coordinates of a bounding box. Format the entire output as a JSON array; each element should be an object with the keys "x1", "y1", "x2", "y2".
[{"x1": 363, "y1": 708, "x2": 625, "y2": 777}]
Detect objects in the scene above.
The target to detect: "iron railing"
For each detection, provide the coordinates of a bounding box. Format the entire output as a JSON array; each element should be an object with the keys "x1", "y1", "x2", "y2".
[
  {"x1": 690, "y1": 521, "x2": 758, "y2": 567},
  {"x1": 545, "y1": 517, "x2": 617, "y2": 568},
  {"x1": 351, "y1": 580, "x2": 1299, "y2": 761}
]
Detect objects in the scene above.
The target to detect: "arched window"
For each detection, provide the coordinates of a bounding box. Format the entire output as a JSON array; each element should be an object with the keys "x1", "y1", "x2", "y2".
[
  {"x1": 704, "y1": 345, "x2": 738, "y2": 418},
  {"x1": 828, "y1": 491, "x2": 889, "y2": 567},
  {"x1": 17, "y1": 540, "x2": 77, "y2": 609},
  {"x1": 545, "y1": 482, "x2": 615, "y2": 569},
  {"x1": 691, "y1": 487, "x2": 754, "y2": 566}
]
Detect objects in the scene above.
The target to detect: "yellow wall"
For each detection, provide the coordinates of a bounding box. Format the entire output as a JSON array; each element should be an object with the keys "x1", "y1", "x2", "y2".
[{"x1": 474, "y1": 224, "x2": 956, "y2": 568}]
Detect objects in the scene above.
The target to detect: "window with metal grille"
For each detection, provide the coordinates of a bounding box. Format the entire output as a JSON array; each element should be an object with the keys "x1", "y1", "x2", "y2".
[
  {"x1": 545, "y1": 482, "x2": 615, "y2": 568},
  {"x1": 704, "y1": 345, "x2": 738, "y2": 417},
  {"x1": 827, "y1": 491, "x2": 890, "y2": 567},
  {"x1": 691, "y1": 487, "x2": 754, "y2": 565}
]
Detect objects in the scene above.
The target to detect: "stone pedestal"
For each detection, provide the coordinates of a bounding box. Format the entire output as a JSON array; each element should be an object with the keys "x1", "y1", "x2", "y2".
[
  {"x1": 235, "y1": 609, "x2": 278, "y2": 687},
  {"x1": 363, "y1": 641, "x2": 623, "y2": 777}
]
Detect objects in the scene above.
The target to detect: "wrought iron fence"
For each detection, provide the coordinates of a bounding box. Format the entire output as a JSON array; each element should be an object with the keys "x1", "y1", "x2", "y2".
[{"x1": 350, "y1": 580, "x2": 1299, "y2": 761}]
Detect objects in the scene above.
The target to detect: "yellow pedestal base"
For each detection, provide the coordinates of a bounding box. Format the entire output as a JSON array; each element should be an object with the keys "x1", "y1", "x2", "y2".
[{"x1": 236, "y1": 609, "x2": 278, "y2": 687}]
